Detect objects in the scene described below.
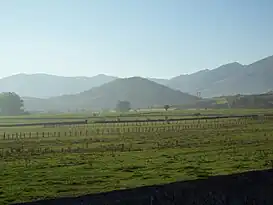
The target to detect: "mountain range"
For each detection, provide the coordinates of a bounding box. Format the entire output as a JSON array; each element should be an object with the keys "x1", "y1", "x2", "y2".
[
  {"x1": 1, "y1": 55, "x2": 273, "y2": 111},
  {"x1": 168, "y1": 55, "x2": 273, "y2": 97},
  {"x1": 1, "y1": 55, "x2": 273, "y2": 99}
]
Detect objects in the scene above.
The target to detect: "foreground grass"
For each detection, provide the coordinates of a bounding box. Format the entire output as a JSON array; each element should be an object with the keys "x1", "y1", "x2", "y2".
[{"x1": 1, "y1": 117, "x2": 273, "y2": 204}]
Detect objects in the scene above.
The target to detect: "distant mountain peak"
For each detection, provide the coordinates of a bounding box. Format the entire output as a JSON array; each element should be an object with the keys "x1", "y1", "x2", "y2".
[
  {"x1": 0, "y1": 73, "x2": 118, "y2": 98},
  {"x1": 215, "y1": 62, "x2": 243, "y2": 68},
  {"x1": 93, "y1": 74, "x2": 115, "y2": 78}
]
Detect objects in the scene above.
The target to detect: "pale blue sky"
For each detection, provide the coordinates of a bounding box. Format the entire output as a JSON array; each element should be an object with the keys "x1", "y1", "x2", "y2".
[{"x1": 1, "y1": 0, "x2": 273, "y2": 79}]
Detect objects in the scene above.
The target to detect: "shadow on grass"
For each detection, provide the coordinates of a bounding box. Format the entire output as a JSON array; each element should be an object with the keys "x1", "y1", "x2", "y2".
[{"x1": 13, "y1": 168, "x2": 273, "y2": 205}]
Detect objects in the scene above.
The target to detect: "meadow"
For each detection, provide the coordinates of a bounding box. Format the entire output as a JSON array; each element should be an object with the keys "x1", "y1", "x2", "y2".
[{"x1": 1, "y1": 109, "x2": 273, "y2": 204}]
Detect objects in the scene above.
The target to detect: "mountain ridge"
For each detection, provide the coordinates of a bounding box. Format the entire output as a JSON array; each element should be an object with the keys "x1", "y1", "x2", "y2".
[
  {"x1": 1, "y1": 55, "x2": 273, "y2": 98},
  {"x1": 0, "y1": 73, "x2": 118, "y2": 98}
]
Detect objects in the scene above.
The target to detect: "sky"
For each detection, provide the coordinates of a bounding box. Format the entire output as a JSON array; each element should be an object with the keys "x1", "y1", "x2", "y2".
[{"x1": 0, "y1": 0, "x2": 273, "y2": 79}]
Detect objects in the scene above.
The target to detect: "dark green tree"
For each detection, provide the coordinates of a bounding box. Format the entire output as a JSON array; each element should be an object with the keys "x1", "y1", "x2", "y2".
[
  {"x1": 164, "y1": 104, "x2": 170, "y2": 111},
  {"x1": 116, "y1": 100, "x2": 131, "y2": 112},
  {"x1": 0, "y1": 92, "x2": 25, "y2": 115}
]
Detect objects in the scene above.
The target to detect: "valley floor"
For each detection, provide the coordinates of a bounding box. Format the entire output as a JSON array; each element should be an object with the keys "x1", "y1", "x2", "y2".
[{"x1": 0, "y1": 110, "x2": 273, "y2": 204}]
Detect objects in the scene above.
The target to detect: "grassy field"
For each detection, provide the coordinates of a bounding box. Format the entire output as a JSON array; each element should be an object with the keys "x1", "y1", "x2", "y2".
[
  {"x1": 1, "y1": 109, "x2": 273, "y2": 204},
  {"x1": 0, "y1": 108, "x2": 271, "y2": 124}
]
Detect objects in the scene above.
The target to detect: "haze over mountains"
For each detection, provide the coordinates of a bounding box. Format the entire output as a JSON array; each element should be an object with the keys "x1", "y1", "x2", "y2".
[
  {"x1": 0, "y1": 74, "x2": 117, "y2": 98},
  {"x1": 1, "y1": 55, "x2": 273, "y2": 111}
]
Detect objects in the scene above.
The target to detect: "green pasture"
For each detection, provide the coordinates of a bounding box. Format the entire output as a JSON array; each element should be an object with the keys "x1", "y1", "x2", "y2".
[
  {"x1": 0, "y1": 109, "x2": 273, "y2": 204},
  {"x1": 0, "y1": 108, "x2": 272, "y2": 123}
]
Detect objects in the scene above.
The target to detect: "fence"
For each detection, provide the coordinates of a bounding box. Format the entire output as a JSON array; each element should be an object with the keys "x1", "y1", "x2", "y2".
[
  {"x1": 0, "y1": 118, "x2": 252, "y2": 140},
  {"x1": 93, "y1": 115, "x2": 259, "y2": 124},
  {"x1": 0, "y1": 120, "x2": 88, "y2": 128}
]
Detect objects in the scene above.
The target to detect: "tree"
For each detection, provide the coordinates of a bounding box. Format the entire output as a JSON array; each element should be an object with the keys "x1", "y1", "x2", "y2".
[
  {"x1": 0, "y1": 92, "x2": 25, "y2": 115},
  {"x1": 116, "y1": 100, "x2": 131, "y2": 112},
  {"x1": 164, "y1": 104, "x2": 170, "y2": 111}
]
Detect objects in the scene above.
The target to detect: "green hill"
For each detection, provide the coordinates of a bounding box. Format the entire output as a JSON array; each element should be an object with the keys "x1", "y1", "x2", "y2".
[{"x1": 23, "y1": 77, "x2": 198, "y2": 111}]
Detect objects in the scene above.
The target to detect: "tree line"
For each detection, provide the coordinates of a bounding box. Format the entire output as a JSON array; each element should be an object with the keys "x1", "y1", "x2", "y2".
[{"x1": 0, "y1": 92, "x2": 26, "y2": 116}]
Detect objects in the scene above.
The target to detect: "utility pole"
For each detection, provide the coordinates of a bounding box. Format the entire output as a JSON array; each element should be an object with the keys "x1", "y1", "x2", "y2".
[{"x1": 197, "y1": 91, "x2": 201, "y2": 98}]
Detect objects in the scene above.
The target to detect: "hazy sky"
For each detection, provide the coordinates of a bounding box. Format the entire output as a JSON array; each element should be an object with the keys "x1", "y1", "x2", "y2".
[{"x1": 1, "y1": 0, "x2": 273, "y2": 79}]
